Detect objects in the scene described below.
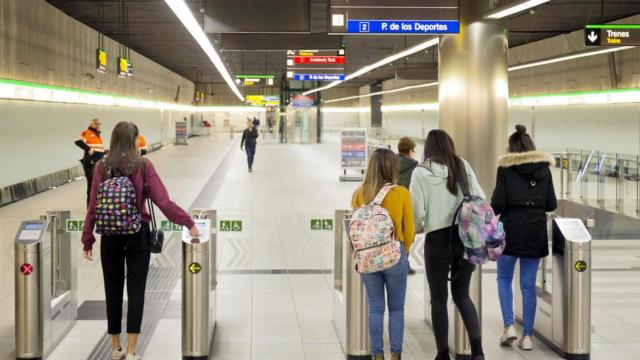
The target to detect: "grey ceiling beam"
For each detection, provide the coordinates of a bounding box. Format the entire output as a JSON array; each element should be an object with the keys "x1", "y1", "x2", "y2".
[{"x1": 218, "y1": 34, "x2": 343, "y2": 51}]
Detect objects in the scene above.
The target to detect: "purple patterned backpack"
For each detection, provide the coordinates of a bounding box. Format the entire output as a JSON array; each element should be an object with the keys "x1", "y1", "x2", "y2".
[
  {"x1": 95, "y1": 167, "x2": 142, "y2": 236},
  {"x1": 454, "y1": 178, "x2": 505, "y2": 265}
]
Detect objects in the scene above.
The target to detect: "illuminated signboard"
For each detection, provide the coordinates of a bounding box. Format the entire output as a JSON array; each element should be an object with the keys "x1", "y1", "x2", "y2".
[
  {"x1": 246, "y1": 95, "x2": 280, "y2": 106},
  {"x1": 96, "y1": 49, "x2": 107, "y2": 73},
  {"x1": 341, "y1": 129, "x2": 367, "y2": 169},
  {"x1": 235, "y1": 75, "x2": 275, "y2": 86},
  {"x1": 118, "y1": 57, "x2": 128, "y2": 78},
  {"x1": 286, "y1": 49, "x2": 346, "y2": 81},
  {"x1": 585, "y1": 24, "x2": 640, "y2": 46},
  {"x1": 329, "y1": 0, "x2": 460, "y2": 35}
]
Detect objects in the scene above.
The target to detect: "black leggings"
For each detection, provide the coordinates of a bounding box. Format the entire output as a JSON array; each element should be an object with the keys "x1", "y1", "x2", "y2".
[
  {"x1": 425, "y1": 226, "x2": 481, "y2": 352},
  {"x1": 101, "y1": 223, "x2": 151, "y2": 334}
]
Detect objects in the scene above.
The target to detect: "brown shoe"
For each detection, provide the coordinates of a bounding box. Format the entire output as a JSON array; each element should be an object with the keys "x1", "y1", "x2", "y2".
[
  {"x1": 391, "y1": 353, "x2": 401, "y2": 360},
  {"x1": 373, "y1": 354, "x2": 384, "y2": 360}
]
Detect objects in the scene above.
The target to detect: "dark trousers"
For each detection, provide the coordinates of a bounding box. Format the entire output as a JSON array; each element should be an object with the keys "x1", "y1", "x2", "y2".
[
  {"x1": 245, "y1": 144, "x2": 256, "y2": 169},
  {"x1": 101, "y1": 223, "x2": 151, "y2": 334},
  {"x1": 82, "y1": 159, "x2": 95, "y2": 207},
  {"x1": 425, "y1": 225, "x2": 482, "y2": 352}
]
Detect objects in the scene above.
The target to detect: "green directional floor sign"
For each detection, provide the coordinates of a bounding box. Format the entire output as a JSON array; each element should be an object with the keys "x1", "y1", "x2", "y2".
[
  {"x1": 311, "y1": 219, "x2": 322, "y2": 230},
  {"x1": 172, "y1": 223, "x2": 183, "y2": 231},
  {"x1": 66, "y1": 220, "x2": 79, "y2": 232},
  {"x1": 322, "y1": 219, "x2": 333, "y2": 231},
  {"x1": 220, "y1": 221, "x2": 231, "y2": 232},
  {"x1": 160, "y1": 220, "x2": 173, "y2": 232},
  {"x1": 231, "y1": 220, "x2": 243, "y2": 232}
]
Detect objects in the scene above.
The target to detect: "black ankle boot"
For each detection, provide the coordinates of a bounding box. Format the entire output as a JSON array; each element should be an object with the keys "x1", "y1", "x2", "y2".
[
  {"x1": 471, "y1": 338, "x2": 485, "y2": 360},
  {"x1": 435, "y1": 350, "x2": 449, "y2": 360}
]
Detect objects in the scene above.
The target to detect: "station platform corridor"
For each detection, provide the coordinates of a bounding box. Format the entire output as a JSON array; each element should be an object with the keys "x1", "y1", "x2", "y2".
[{"x1": 1, "y1": 136, "x2": 640, "y2": 360}]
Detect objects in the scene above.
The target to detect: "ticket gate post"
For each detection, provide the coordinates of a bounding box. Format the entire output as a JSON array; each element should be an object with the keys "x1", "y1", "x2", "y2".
[
  {"x1": 15, "y1": 210, "x2": 77, "y2": 360},
  {"x1": 423, "y1": 259, "x2": 482, "y2": 360},
  {"x1": 182, "y1": 209, "x2": 217, "y2": 360},
  {"x1": 514, "y1": 217, "x2": 592, "y2": 360},
  {"x1": 333, "y1": 210, "x2": 370, "y2": 360}
]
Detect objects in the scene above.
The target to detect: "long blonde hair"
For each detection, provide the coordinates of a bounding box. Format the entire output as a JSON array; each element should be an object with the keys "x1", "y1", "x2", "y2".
[{"x1": 353, "y1": 148, "x2": 399, "y2": 204}]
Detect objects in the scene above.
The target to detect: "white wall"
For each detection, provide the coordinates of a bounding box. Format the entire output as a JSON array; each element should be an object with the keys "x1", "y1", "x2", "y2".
[
  {"x1": 0, "y1": 99, "x2": 191, "y2": 187},
  {"x1": 322, "y1": 104, "x2": 640, "y2": 156}
]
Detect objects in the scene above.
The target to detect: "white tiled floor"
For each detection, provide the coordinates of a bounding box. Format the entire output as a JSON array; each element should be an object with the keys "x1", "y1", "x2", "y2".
[{"x1": 2, "y1": 135, "x2": 640, "y2": 359}]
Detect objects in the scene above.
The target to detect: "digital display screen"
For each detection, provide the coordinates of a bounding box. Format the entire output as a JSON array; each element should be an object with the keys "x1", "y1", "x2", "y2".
[{"x1": 24, "y1": 223, "x2": 43, "y2": 231}]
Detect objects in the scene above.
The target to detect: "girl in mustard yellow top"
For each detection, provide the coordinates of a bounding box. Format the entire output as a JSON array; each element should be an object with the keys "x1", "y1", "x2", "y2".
[{"x1": 351, "y1": 148, "x2": 415, "y2": 360}]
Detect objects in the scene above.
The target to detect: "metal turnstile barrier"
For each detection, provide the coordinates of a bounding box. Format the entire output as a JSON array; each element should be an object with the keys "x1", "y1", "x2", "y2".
[
  {"x1": 182, "y1": 209, "x2": 217, "y2": 360},
  {"x1": 15, "y1": 210, "x2": 78, "y2": 360},
  {"x1": 423, "y1": 244, "x2": 482, "y2": 360},
  {"x1": 515, "y1": 217, "x2": 592, "y2": 360},
  {"x1": 333, "y1": 210, "x2": 370, "y2": 360}
]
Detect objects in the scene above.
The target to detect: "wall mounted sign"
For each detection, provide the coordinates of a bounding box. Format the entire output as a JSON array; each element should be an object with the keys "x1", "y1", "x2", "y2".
[
  {"x1": 585, "y1": 24, "x2": 640, "y2": 46},
  {"x1": 96, "y1": 49, "x2": 107, "y2": 73}
]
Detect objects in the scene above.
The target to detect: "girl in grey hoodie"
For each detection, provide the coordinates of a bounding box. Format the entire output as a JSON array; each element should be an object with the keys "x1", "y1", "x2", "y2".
[{"x1": 410, "y1": 130, "x2": 485, "y2": 360}]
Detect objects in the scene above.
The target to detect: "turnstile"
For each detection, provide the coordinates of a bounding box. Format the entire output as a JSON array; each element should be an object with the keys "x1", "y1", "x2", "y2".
[
  {"x1": 333, "y1": 210, "x2": 370, "y2": 360},
  {"x1": 182, "y1": 209, "x2": 217, "y2": 360},
  {"x1": 423, "y1": 246, "x2": 482, "y2": 360},
  {"x1": 15, "y1": 210, "x2": 78, "y2": 360},
  {"x1": 514, "y1": 217, "x2": 592, "y2": 360}
]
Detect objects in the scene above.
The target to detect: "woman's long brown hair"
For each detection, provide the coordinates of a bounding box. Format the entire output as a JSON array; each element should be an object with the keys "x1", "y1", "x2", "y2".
[
  {"x1": 103, "y1": 122, "x2": 143, "y2": 177},
  {"x1": 422, "y1": 130, "x2": 467, "y2": 195},
  {"x1": 354, "y1": 148, "x2": 399, "y2": 204}
]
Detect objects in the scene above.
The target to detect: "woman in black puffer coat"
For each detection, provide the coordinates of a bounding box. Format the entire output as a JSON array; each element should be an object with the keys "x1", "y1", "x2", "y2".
[{"x1": 490, "y1": 125, "x2": 557, "y2": 351}]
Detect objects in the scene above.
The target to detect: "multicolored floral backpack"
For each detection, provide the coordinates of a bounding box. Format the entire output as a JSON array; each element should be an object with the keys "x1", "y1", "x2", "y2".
[
  {"x1": 454, "y1": 179, "x2": 506, "y2": 265},
  {"x1": 349, "y1": 184, "x2": 402, "y2": 274},
  {"x1": 95, "y1": 167, "x2": 142, "y2": 236}
]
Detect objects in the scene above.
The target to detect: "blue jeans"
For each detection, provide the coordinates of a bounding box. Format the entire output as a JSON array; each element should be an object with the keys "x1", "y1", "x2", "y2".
[
  {"x1": 497, "y1": 255, "x2": 542, "y2": 336},
  {"x1": 360, "y1": 246, "x2": 409, "y2": 355},
  {"x1": 245, "y1": 144, "x2": 256, "y2": 169}
]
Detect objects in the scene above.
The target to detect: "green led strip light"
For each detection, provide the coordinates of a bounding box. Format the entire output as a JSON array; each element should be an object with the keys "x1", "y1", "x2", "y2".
[
  {"x1": 235, "y1": 75, "x2": 275, "y2": 79},
  {"x1": 586, "y1": 24, "x2": 640, "y2": 29},
  {"x1": 511, "y1": 87, "x2": 640, "y2": 100},
  {"x1": 0, "y1": 77, "x2": 170, "y2": 104}
]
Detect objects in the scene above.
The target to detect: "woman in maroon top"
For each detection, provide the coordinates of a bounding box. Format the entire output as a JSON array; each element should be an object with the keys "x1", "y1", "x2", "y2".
[{"x1": 82, "y1": 122, "x2": 198, "y2": 360}]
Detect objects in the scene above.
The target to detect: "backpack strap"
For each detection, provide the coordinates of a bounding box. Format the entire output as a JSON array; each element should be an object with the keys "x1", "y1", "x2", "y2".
[{"x1": 372, "y1": 184, "x2": 396, "y2": 205}]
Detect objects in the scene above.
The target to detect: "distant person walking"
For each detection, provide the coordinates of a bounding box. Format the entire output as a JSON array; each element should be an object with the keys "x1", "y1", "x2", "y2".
[
  {"x1": 241, "y1": 120, "x2": 259, "y2": 172},
  {"x1": 81, "y1": 122, "x2": 199, "y2": 360},
  {"x1": 397, "y1": 137, "x2": 419, "y2": 275},
  {"x1": 491, "y1": 125, "x2": 557, "y2": 350},
  {"x1": 75, "y1": 118, "x2": 105, "y2": 207},
  {"x1": 351, "y1": 148, "x2": 415, "y2": 360},
  {"x1": 411, "y1": 130, "x2": 485, "y2": 360}
]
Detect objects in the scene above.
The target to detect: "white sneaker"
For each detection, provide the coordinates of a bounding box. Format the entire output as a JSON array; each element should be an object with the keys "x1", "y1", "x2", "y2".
[
  {"x1": 500, "y1": 325, "x2": 518, "y2": 346},
  {"x1": 111, "y1": 347, "x2": 126, "y2": 360},
  {"x1": 125, "y1": 353, "x2": 142, "y2": 360},
  {"x1": 519, "y1": 336, "x2": 533, "y2": 351}
]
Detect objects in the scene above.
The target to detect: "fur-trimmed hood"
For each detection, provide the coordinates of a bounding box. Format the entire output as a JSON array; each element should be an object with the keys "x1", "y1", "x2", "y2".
[{"x1": 498, "y1": 151, "x2": 556, "y2": 168}]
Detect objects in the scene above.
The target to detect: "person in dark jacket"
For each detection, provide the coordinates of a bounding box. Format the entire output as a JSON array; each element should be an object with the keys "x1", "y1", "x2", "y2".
[
  {"x1": 397, "y1": 137, "x2": 418, "y2": 189},
  {"x1": 490, "y1": 125, "x2": 557, "y2": 351},
  {"x1": 241, "y1": 120, "x2": 259, "y2": 172},
  {"x1": 397, "y1": 137, "x2": 419, "y2": 275}
]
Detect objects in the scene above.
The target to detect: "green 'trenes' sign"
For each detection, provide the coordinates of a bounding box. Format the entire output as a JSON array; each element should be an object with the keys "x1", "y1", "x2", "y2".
[
  {"x1": 311, "y1": 219, "x2": 333, "y2": 231},
  {"x1": 220, "y1": 220, "x2": 243, "y2": 232}
]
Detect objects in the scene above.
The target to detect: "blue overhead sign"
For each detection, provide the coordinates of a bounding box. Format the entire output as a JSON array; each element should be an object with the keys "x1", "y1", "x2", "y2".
[
  {"x1": 293, "y1": 74, "x2": 346, "y2": 81},
  {"x1": 347, "y1": 20, "x2": 459, "y2": 34}
]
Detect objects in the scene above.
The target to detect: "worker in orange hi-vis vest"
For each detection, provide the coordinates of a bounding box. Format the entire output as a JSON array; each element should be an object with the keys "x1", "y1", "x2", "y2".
[
  {"x1": 137, "y1": 134, "x2": 148, "y2": 156},
  {"x1": 74, "y1": 118, "x2": 105, "y2": 207}
]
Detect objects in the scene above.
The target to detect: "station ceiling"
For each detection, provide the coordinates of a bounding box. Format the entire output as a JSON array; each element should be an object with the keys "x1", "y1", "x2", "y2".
[{"x1": 47, "y1": 0, "x2": 640, "y2": 89}]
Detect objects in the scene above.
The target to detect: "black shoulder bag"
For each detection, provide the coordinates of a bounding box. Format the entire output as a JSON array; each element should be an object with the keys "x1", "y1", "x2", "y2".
[{"x1": 142, "y1": 161, "x2": 164, "y2": 253}]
